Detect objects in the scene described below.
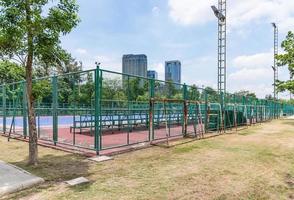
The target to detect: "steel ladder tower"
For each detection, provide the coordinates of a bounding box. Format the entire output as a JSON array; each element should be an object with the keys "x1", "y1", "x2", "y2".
[
  {"x1": 272, "y1": 23, "x2": 279, "y2": 100},
  {"x1": 217, "y1": 0, "x2": 227, "y2": 96},
  {"x1": 272, "y1": 23, "x2": 279, "y2": 119},
  {"x1": 211, "y1": 0, "x2": 227, "y2": 131}
]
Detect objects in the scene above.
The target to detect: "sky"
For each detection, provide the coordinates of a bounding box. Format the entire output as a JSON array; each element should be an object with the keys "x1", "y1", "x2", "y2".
[{"x1": 60, "y1": 0, "x2": 294, "y2": 98}]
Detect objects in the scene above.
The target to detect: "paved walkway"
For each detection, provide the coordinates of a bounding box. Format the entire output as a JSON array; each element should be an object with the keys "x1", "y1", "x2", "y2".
[{"x1": 0, "y1": 161, "x2": 44, "y2": 196}]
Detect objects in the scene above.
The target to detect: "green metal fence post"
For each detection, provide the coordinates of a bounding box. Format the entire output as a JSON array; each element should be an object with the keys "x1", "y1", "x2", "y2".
[
  {"x1": 233, "y1": 94, "x2": 237, "y2": 128},
  {"x1": 2, "y1": 85, "x2": 6, "y2": 134},
  {"x1": 149, "y1": 78, "x2": 155, "y2": 141},
  {"x1": 22, "y1": 82, "x2": 28, "y2": 138},
  {"x1": 220, "y1": 92, "x2": 225, "y2": 132},
  {"x1": 127, "y1": 76, "x2": 131, "y2": 142},
  {"x1": 94, "y1": 65, "x2": 101, "y2": 154},
  {"x1": 183, "y1": 84, "x2": 188, "y2": 136},
  {"x1": 52, "y1": 76, "x2": 58, "y2": 145},
  {"x1": 204, "y1": 90, "x2": 208, "y2": 133}
]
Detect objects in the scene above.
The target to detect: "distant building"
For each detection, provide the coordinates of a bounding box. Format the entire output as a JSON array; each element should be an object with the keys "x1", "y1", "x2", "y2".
[
  {"x1": 147, "y1": 70, "x2": 158, "y2": 80},
  {"x1": 165, "y1": 60, "x2": 181, "y2": 85},
  {"x1": 122, "y1": 54, "x2": 147, "y2": 78}
]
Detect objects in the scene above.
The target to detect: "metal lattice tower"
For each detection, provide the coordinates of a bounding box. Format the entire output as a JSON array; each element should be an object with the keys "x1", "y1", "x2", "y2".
[
  {"x1": 212, "y1": 0, "x2": 227, "y2": 96},
  {"x1": 272, "y1": 23, "x2": 278, "y2": 100},
  {"x1": 218, "y1": 0, "x2": 226, "y2": 95}
]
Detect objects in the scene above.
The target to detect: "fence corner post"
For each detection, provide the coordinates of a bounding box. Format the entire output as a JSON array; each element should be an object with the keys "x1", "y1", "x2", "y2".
[
  {"x1": 2, "y1": 84, "x2": 6, "y2": 134},
  {"x1": 52, "y1": 75, "x2": 58, "y2": 145},
  {"x1": 149, "y1": 78, "x2": 155, "y2": 141},
  {"x1": 204, "y1": 90, "x2": 208, "y2": 133},
  {"x1": 94, "y1": 65, "x2": 101, "y2": 155},
  {"x1": 22, "y1": 82, "x2": 28, "y2": 139},
  {"x1": 183, "y1": 84, "x2": 188, "y2": 137}
]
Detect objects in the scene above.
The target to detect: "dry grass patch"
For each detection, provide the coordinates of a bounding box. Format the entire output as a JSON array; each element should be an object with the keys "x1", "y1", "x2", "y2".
[{"x1": 0, "y1": 119, "x2": 294, "y2": 200}]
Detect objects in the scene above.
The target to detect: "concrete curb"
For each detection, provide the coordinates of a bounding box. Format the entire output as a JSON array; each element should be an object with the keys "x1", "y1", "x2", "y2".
[{"x1": 0, "y1": 161, "x2": 44, "y2": 197}]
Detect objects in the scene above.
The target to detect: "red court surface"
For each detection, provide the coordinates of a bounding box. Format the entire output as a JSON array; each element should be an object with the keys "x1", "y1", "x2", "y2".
[{"x1": 37, "y1": 124, "x2": 205, "y2": 154}]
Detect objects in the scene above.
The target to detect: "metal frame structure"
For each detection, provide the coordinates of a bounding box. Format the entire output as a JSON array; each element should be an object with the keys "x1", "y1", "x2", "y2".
[
  {"x1": 212, "y1": 0, "x2": 227, "y2": 97},
  {"x1": 272, "y1": 23, "x2": 279, "y2": 100},
  {"x1": 0, "y1": 67, "x2": 293, "y2": 155},
  {"x1": 272, "y1": 22, "x2": 279, "y2": 119}
]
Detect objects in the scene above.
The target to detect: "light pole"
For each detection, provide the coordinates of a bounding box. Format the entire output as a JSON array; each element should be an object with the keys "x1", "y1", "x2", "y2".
[
  {"x1": 271, "y1": 22, "x2": 279, "y2": 118},
  {"x1": 211, "y1": 1, "x2": 227, "y2": 97},
  {"x1": 211, "y1": 0, "x2": 227, "y2": 131},
  {"x1": 272, "y1": 22, "x2": 278, "y2": 100}
]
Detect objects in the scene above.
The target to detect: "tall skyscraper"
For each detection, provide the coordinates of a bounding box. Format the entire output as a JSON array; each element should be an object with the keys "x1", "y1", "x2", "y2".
[
  {"x1": 147, "y1": 70, "x2": 158, "y2": 80},
  {"x1": 122, "y1": 54, "x2": 147, "y2": 78},
  {"x1": 165, "y1": 60, "x2": 181, "y2": 84}
]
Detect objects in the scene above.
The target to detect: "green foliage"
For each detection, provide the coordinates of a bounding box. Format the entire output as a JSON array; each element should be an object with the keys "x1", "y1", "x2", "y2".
[
  {"x1": 75, "y1": 74, "x2": 95, "y2": 105},
  {"x1": 265, "y1": 94, "x2": 274, "y2": 100},
  {"x1": 34, "y1": 55, "x2": 83, "y2": 77},
  {"x1": 0, "y1": 61, "x2": 25, "y2": 83},
  {"x1": 166, "y1": 81, "x2": 178, "y2": 98},
  {"x1": 205, "y1": 87, "x2": 219, "y2": 102},
  {"x1": 0, "y1": 0, "x2": 80, "y2": 69},
  {"x1": 102, "y1": 78, "x2": 127, "y2": 101},
  {"x1": 188, "y1": 85, "x2": 200, "y2": 100},
  {"x1": 276, "y1": 31, "x2": 294, "y2": 94},
  {"x1": 127, "y1": 78, "x2": 146, "y2": 101},
  {"x1": 32, "y1": 79, "x2": 52, "y2": 103},
  {"x1": 234, "y1": 90, "x2": 257, "y2": 98}
]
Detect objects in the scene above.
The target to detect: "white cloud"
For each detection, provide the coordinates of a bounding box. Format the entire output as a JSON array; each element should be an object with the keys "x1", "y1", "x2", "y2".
[
  {"x1": 152, "y1": 6, "x2": 160, "y2": 16},
  {"x1": 229, "y1": 67, "x2": 272, "y2": 82},
  {"x1": 168, "y1": 0, "x2": 294, "y2": 32},
  {"x1": 232, "y1": 51, "x2": 273, "y2": 69},
  {"x1": 168, "y1": 0, "x2": 216, "y2": 26},
  {"x1": 76, "y1": 48, "x2": 88, "y2": 55},
  {"x1": 228, "y1": 50, "x2": 290, "y2": 98}
]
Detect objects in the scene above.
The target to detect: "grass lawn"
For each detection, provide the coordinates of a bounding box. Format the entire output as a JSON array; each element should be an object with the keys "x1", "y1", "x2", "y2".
[{"x1": 1, "y1": 119, "x2": 294, "y2": 200}]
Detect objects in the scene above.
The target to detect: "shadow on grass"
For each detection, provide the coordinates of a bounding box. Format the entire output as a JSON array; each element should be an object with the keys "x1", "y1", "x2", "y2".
[
  {"x1": 281, "y1": 120, "x2": 294, "y2": 126},
  {"x1": 11, "y1": 153, "x2": 93, "y2": 182},
  {"x1": 2, "y1": 153, "x2": 94, "y2": 200}
]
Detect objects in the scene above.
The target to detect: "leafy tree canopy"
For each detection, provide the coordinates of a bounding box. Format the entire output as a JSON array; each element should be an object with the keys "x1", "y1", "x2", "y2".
[
  {"x1": 276, "y1": 31, "x2": 294, "y2": 94},
  {"x1": 0, "y1": 60, "x2": 25, "y2": 83},
  {"x1": 0, "y1": 0, "x2": 80, "y2": 71},
  {"x1": 205, "y1": 87, "x2": 218, "y2": 102},
  {"x1": 234, "y1": 90, "x2": 257, "y2": 98}
]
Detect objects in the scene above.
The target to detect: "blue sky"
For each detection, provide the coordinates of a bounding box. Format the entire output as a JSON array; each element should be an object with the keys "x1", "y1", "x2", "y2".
[{"x1": 61, "y1": 0, "x2": 294, "y2": 98}]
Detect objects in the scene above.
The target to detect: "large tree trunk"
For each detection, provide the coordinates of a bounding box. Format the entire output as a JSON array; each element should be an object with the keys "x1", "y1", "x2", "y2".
[{"x1": 25, "y1": 0, "x2": 38, "y2": 165}]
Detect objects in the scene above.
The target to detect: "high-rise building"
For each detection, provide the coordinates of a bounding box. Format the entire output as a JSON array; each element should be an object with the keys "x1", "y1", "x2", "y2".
[
  {"x1": 165, "y1": 60, "x2": 181, "y2": 84},
  {"x1": 147, "y1": 70, "x2": 158, "y2": 80},
  {"x1": 122, "y1": 54, "x2": 147, "y2": 78}
]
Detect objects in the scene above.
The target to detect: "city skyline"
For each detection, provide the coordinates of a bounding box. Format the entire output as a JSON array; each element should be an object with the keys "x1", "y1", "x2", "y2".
[{"x1": 122, "y1": 54, "x2": 182, "y2": 84}]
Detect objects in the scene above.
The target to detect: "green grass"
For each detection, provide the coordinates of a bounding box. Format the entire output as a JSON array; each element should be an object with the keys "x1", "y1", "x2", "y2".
[{"x1": 1, "y1": 119, "x2": 294, "y2": 200}]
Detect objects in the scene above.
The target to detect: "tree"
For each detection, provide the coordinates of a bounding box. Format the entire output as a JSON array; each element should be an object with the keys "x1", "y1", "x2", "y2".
[
  {"x1": 234, "y1": 90, "x2": 257, "y2": 98},
  {"x1": 265, "y1": 94, "x2": 274, "y2": 100},
  {"x1": 276, "y1": 31, "x2": 294, "y2": 94},
  {"x1": 128, "y1": 78, "x2": 145, "y2": 101},
  {"x1": 102, "y1": 78, "x2": 127, "y2": 101},
  {"x1": 166, "y1": 81, "x2": 177, "y2": 98},
  {"x1": 205, "y1": 87, "x2": 218, "y2": 102},
  {"x1": 34, "y1": 54, "x2": 82, "y2": 77},
  {"x1": 0, "y1": 61, "x2": 25, "y2": 83},
  {"x1": 0, "y1": 0, "x2": 80, "y2": 165},
  {"x1": 188, "y1": 85, "x2": 200, "y2": 100}
]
